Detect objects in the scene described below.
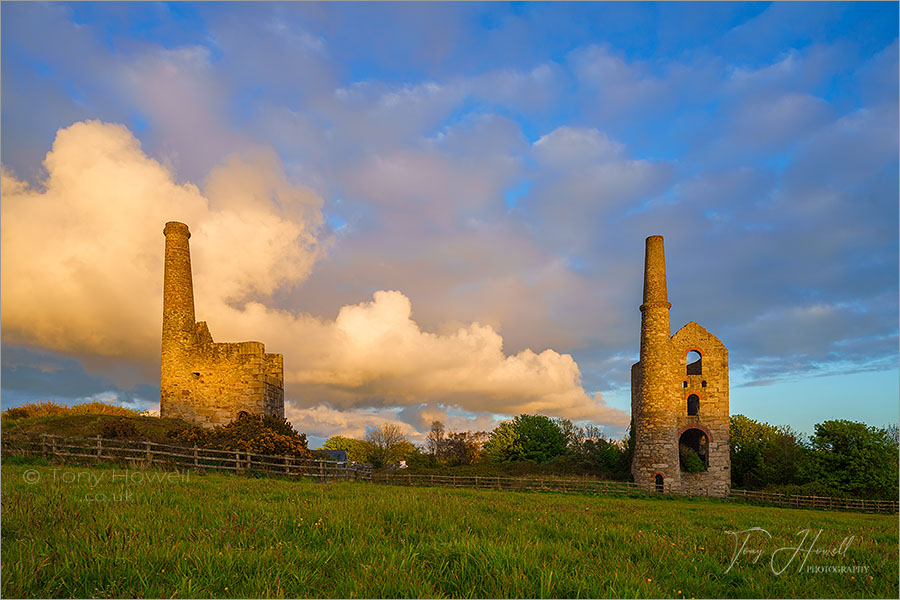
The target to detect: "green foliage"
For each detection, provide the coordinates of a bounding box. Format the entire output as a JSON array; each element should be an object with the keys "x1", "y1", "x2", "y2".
[
  {"x1": 729, "y1": 414, "x2": 803, "y2": 488},
  {"x1": 679, "y1": 444, "x2": 707, "y2": 473},
  {"x1": 483, "y1": 420, "x2": 522, "y2": 462},
  {"x1": 168, "y1": 413, "x2": 312, "y2": 458},
  {"x1": 365, "y1": 423, "x2": 413, "y2": 468},
  {"x1": 2, "y1": 462, "x2": 897, "y2": 598},
  {"x1": 322, "y1": 436, "x2": 373, "y2": 463},
  {"x1": 800, "y1": 419, "x2": 899, "y2": 500},
  {"x1": 485, "y1": 414, "x2": 567, "y2": 463},
  {"x1": 564, "y1": 424, "x2": 629, "y2": 477}
]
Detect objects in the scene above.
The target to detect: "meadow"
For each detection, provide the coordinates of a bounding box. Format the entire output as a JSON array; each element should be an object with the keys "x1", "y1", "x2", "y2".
[{"x1": 1, "y1": 461, "x2": 897, "y2": 599}]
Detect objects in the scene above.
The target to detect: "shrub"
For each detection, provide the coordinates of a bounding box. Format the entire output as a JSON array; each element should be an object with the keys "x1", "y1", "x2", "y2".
[
  {"x1": 168, "y1": 413, "x2": 312, "y2": 458},
  {"x1": 100, "y1": 418, "x2": 138, "y2": 439},
  {"x1": 679, "y1": 444, "x2": 706, "y2": 473}
]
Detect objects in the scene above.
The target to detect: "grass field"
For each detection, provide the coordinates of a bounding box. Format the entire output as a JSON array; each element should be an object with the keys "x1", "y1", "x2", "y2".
[{"x1": 2, "y1": 461, "x2": 897, "y2": 598}]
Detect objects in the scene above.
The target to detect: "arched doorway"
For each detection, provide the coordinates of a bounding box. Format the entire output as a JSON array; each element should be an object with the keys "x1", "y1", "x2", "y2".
[
  {"x1": 679, "y1": 428, "x2": 708, "y2": 472},
  {"x1": 655, "y1": 473, "x2": 664, "y2": 493}
]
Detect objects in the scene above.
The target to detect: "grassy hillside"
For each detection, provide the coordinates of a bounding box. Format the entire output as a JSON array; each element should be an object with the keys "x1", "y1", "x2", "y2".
[
  {"x1": 2, "y1": 461, "x2": 896, "y2": 598},
  {"x1": 1, "y1": 412, "x2": 189, "y2": 441}
]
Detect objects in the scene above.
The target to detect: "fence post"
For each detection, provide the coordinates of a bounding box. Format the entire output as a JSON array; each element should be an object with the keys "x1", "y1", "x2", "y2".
[
  {"x1": 42, "y1": 433, "x2": 49, "y2": 459},
  {"x1": 96, "y1": 435, "x2": 102, "y2": 458},
  {"x1": 475, "y1": 475, "x2": 479, "y2": 489},
  {"x1": 193, "y1": 445, "x2": 199, "y2": 468},
  {"x1": 145, "y1": 441, "x2": 152, "y2": 464}
]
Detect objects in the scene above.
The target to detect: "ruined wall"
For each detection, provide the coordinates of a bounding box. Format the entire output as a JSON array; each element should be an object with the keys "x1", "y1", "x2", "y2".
[
  {"x1": 160, "y1": 221, "x2": 285, "y2": 427},
  {"x1": 631, "y1": 235, "x2": 730, "y2": 496},
  {"x1": 672, "y1": 322, "x2": 730, "y2": 496}
]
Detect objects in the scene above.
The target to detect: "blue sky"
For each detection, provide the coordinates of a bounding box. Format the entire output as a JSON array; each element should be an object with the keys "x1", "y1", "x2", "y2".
[{"x1": 2, "y1": 1, "x2": 897, "y2": 446}]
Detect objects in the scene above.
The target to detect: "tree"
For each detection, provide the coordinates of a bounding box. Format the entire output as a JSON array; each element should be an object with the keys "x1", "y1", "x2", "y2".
[
  {"x1": 444, "y1": 430, "x2": 488, "y2": 465},
  {"x1": 801, "y1": 420, "x2": 899, "y2": 499},
  {"x1": 426, "y1": 420, "x2": 448, "y2": 460},
  {"x1": 365, "y1": 423, "x2": 413, "y2": 468},
  {"x1": 567, "y1": 425, "x2": 627, "y2": 476},
  {"x1": 729, "y1": 414, "x2": 804, "y2": 488},
  {"x1": 484, "y1": 420, "x2": 521, "y2": 462},
  {"x1": 484, "y1": 414, "x2": 567, "y2": 463},
  {"x1": 322, "y1": 435, "x2": 373, "y2": 463}
]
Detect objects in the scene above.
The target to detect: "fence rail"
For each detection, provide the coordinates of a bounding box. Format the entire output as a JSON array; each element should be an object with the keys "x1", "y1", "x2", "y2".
[
  {"x1": 372, "y1": 472, "x2": 898, "y2": 514},
  {"x1": 372, "y1": 472, "x2": 646, "y2": 496},
  {"x1": 3, "y1": 433, "x2": 895, "y2": 514},
  {"x1": 726, "y1": 487, "x2": 897, "y2": 514},
  {"x1": 1, "y1": 433, "x2": 372, "y2": 482}
]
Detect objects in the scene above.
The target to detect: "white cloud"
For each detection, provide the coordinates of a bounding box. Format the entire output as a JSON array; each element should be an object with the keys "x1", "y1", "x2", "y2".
[{"x1": 1, "y1": 120, "x2": 629, "y2": 434}]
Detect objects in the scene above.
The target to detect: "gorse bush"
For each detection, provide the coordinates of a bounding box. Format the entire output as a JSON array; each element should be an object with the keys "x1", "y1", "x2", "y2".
[{"x1": 168, "y1": 412, "x2": 312, "y2": 458}]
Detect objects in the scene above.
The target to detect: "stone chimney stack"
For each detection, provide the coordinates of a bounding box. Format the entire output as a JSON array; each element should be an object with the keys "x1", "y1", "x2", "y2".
[
  {"x1": 633, "y1": 234, "x2": 679, "y2": 489},
  {"x1": 161, "y1": 221, "x2": 196, "y2": 418}
]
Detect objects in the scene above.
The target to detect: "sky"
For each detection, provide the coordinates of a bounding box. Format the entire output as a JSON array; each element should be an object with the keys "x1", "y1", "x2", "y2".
[{"x1": 1, "y1": 1, "x2": 897, "y2": 447}]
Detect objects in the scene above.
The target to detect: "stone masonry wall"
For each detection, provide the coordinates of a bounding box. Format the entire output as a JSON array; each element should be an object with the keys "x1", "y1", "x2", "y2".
[
  {"x1": 672, "y1": 322, "x2": 730, "y2": 496},
  {"x1": 160, "y1": 221, "x2": 285, "y2": 428},
  {"x1": 631, "y1": 235, "x2": 731, "y2": 496}
]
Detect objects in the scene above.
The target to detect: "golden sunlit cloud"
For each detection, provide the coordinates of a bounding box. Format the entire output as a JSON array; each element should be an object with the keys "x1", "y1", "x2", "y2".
[{"x1": 1, "y1": 120, "x2": 629, "y2": 430}]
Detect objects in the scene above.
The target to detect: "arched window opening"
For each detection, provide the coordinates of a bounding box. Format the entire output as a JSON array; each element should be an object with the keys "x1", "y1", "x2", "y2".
[
  {"x1": 687, "y1": 394, "x2": 700, "y2": 416},
  {"x1": 682, "y1": 381, "x2": 688, "y2": 388},
  {"x1": 679, "y1": 428, "x2": 708, "y2": 472},
  {"x1": 686, "y1": 350, "x2": 702, "y2": 375},
  {"x1": 701, "y1": 380, "x2": 707, "y2": 388},
  {"x1": 655, "y1": 474, "x2": 664, "y2": 493}
]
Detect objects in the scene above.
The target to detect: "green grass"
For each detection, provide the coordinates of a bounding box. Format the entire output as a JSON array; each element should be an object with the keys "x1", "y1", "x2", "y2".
[
  {"x1": 1, "y1": 413, "x2": 189, "y2": 441},
  {"x1": 2, "y1": 462, "x2": 897, "y2": 598}
]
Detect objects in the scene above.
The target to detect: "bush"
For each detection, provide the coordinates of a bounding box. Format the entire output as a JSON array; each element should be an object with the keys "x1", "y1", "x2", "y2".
[
  {"x1": 168, "y1": 413, "x2": 312, "y2": 458},
  {"x1": 100, "y1": 418, "x2": 138, "y2": 439},
  {"x1": 679, "y1": 444, "x2": 706, "y2": 473}
]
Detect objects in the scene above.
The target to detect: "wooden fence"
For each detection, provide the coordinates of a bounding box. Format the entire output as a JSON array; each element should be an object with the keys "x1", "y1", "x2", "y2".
[
  {"x1": 373, "y1": 472, "x2": 898, "y2": 514},
  {"x1": 726, "y1": 487, "x2": 897, "y2": 514},
  {"x1": 372, "y1": 472, "x2": 647, "y2": 496},
  {"x1": 3, "y1": 433, "x2": 895, "y2": 514},
  {"x1": 1, "y1": 433, "x2": 372, "y2": 482}
]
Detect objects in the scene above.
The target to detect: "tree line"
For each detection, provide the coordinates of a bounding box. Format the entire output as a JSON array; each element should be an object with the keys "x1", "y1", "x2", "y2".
[{"x1": 322, "y1": 413, "x2": 898, "y2": 500}]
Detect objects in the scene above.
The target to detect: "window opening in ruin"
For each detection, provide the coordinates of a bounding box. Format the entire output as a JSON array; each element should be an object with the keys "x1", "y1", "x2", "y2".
[
  {"x1": 655, "y1": 474, "x2": 664, "y2": 493},
  {"x1": 701, "y1": 380, "x2": 707, "y2": 387},
  {"x1": 686, "y1": 350, "x2": 702, "y2": 375},
  {"x1": 191, "y1": 372, "x2": 200, "y2": 379},
  {"x1": 687, "y1": 394, "x2": 700, "y2": 416},
  {"x1": 682, "y1": 381, "x2": 688, "y2": 388},
  {"x1": 679, "y1": 428, "x2": 708, "y2": 472}
]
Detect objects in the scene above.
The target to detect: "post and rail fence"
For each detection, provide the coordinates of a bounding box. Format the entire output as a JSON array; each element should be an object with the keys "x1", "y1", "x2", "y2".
[
  {"x1": 0, "y1": 432, "x2": 372, "y2": 482},
  {"x1": 2, "y1": 433, "x2": 895, "y2": 514}
]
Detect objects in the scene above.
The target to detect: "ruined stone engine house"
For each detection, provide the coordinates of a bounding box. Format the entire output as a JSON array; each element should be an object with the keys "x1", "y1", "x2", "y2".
[
  {"x1": 631, "y1": 235, "x2": 730, "y2": 496},
  {"x1": 160, "y1": 221, "x2": 284, "y2": 427}
]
